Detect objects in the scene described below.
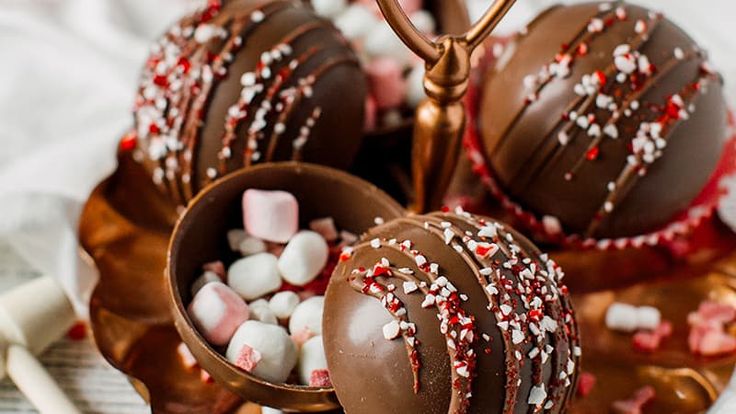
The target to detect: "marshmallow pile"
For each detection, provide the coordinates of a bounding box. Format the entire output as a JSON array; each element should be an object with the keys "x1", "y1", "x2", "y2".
[
  {"x1": 312, "y1": 0, "x2": 434, "y2": 131},
  {"x1": 187, "y1": 189, "x2": 358, "y2": 386}
]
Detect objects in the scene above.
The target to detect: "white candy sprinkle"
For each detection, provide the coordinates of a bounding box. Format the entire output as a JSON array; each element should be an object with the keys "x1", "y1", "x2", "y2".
[
  {"x1": 370, "y1": 238, "x2": 381, "y2": 249},
  {"x1": 383, "y1": 321, "x2": 401, "y2": 340},
  {"x1": 528, "y1": 384, "x2": 547, "y2": 406},
  {"x1": 674, "y1": 47, "x2": 685, "y2": 60},
  {"x1": 403, "y1": 281, "x2": 418, "y2": 294},
  {"x1": 558, "y1": 131, "x2": 569, "y2": 146}
]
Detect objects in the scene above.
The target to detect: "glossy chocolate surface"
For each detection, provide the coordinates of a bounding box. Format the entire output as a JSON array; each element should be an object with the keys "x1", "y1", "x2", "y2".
[
  {"x1": 131, "y1": 0, "x2": 366, "y2": 205},
  {"x1": 324, "y1": 212, "x2": 580, "y2": 413},
  {"x1": 479, "y1": 2, "x2": 728, "y2": 239}
]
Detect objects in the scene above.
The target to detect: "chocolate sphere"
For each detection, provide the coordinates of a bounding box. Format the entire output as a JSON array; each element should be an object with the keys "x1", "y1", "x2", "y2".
[
  {"x1": 131, "y1": 0, "x2": 366, "y2": 204},
  {"x1": 479, "y1": 2, "x2": 728, "y2": 239},
  {"x1": 324, "y1": 210, "x2": 580, "y2": 413}
]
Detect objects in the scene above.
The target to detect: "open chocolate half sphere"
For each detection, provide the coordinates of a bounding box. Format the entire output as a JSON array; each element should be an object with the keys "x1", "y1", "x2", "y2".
[
  {"x1": 478, "y1": 1, "x2": 728, "y2": 240},
  {"x1": 131, "y1": 0, "x2": 367, "y2": 205},
  {"x1": 324, "y1": 210, "x2": 580, "y2": 413},
  {"x1": 167, "y1": 162, "x2": 404, "y2": 411}
]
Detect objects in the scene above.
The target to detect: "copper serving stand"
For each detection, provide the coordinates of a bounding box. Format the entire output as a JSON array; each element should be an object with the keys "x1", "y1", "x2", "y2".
[{"x1": 78, "y1": 0, "x2": 736, "y2": 413}]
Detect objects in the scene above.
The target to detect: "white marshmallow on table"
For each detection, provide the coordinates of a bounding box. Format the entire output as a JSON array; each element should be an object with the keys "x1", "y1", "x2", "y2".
[
  {"x1": 191, "y1": 270, "x2": 222, "y2": 296},
  {"x1": 311, "y1": 0, "x2": 347, "y2": 18},
  {"x1": 248, "y1": 299, "x2": 278, "y2": 325},
  {"x1": 188, "y1": 282, "x2": 250, "y2": 346},
  {"x1": 636, "y1": 306, "x2": 662, "y2": 331},
  {"x1": 364, "y1": 23, "x2": 414, "y2": 67},
  {"x1": 298, "y1": 335, "x2": 328, "y2": 386},
  {"x1": 242, "y1": 189, "x2": 299, "y2": 243},
  {"x1": 334, "y1": 4, "x2": 379, "y2": 40},
  {"x1": 227, "y1": 229, "x2": 247, "y2": 251},
  {"x1": 289, "y1": 296, "x2": 324, "y2": 340},
  {"x1": 262, "y1": 407, "x2": 284, "y2": 414},
  {"x1": 226, "y1": 321, "x2": 297, "y2": 383},
  {"x1": 238, "y1": 236, "x2": 267, "y2": 256},
  {"x1": 406, "y1": 62, "x2": 426, "y2": 108},
  {"x1": 278, "y1": 231, "x2": 329, "y2": 287},
  {"x1": 228, "y1": 253, "x2": 282, "y2": 300},
  {"x1": 309, "y1": 217, "x2": 339, "y2": 242},
  {"x1": 269, "y1": 291, "x2": 300, "y2": 319},
  {"x1": 409, "y1": 10, "x2": 436, "y2": 34},
  {"x1": 605, "y1": 302, "x2": 662, "y2": 332}
]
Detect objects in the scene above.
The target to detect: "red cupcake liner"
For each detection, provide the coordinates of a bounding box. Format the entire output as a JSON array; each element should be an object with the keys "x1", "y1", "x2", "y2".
[{"x1": 463, "y1": 42, "x2": 736, "y2": 251}]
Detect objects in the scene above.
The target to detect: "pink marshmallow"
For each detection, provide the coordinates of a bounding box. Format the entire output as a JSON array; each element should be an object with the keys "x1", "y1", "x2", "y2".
[
  {"x1": 366, "y1": 57, "x2": 407, "y2": 111},
  {"x1": 188, "y1": 282, "x2": 250, "y2": 346},
  {"x1": 243, "y1": 189, "x2": 299, "y2": 243}
]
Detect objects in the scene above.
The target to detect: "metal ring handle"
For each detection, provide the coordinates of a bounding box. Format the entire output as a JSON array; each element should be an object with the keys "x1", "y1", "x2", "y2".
[{"x1": 376, "y1": 0, "x2": 516, "y2": 63}]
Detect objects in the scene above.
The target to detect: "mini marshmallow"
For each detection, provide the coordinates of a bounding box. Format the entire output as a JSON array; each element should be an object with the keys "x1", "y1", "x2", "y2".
[
  {"x1": 364, "y1": 23, "x2": 413, "y2": 66},
  {"x1": 366, "y1": 57, "x2": 407, "y2": 110},
  {"x1": 406, "y1": 63, "x2": 426, "y2": 108},
  {"x1": 636, "y1": 306, "x2": 661, "y2": 331},
  {"x1": 248, "y1": 299, "x2": 278, "y2": 325},
  {"x1": 311, "y1": 0, "x2": 347, "y2": 18},
  {"x1": 228, "y1": 253, "x2": 282, "y2": 300},
  {"x1": 261, "y1": 408, "x2": 284, "y2": 414},
  {"x1": 409, "y1": 10, "x2": 436, "y2": 34},
  {"x1": 243, "y1": 189, "x2": 298, "y2": 243},
  {"x1": 191, "y1": 271, "x2": 221, "y2": 296},
  {"x1": 298, "y1": 335, "x2": 328, "y2": 386},
  {"x1": 188, "y1": 282, "x2": 250, "y2": 346},
  {"x1": 227, "y1": 229, "x2": 247, "y2": 251},
  {"x1": 226, "y1": 321, "x2": 297, "y2": 383},
  {"x1": 289, "y1": 296, "x2": 324, "y2": 340},
  {"x1": 309, "y1": 217, "x2": 339, "y2": 242},
  {"x1": 278, "y1": 231, "x2": 329, "y2": 286},
  {"x1": 605, "y1": 303, "x2": 638, "y2": 332},
  {"x1": 334, "y1": 4, "x2": 379, "y2": 40},
  {"x1": 239, "y1": 236, "x2": 267, "y2": 256},
  {"x1": 269, "y1": 291, "x2": 300, "y2": 319},
  {"x1": 605, "y1": 303, "x2": 661, "y2": 333}
]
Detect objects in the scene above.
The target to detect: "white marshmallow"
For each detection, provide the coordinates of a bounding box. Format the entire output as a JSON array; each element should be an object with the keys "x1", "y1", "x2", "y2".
[
  {"x1": 309, "y1": 217, "x2": 339, "y2": 242},
  {"x1": 269, "y1": 291, "x2": 300, "y2": 319},
  {"x1": 177, "y1": 342, "x2": 198, "y2": 369},
  {"x1": 410, "y1": 10, "x2": 436, "y2": 34},
  {"x1": 364, "y1": 23, "x2": 413, "y2": 66},
  {"x1": 334, "y1": 4, "x2": 379, "y2": 40},
  {"x1": 243, "y1": 189, "x2": 299, "y2": 243},
  {"x1": 226, "y1": 321, "x2": 297, "y2": 383},
  {"x1": 228, "y1": 253, "x2": 282, "y2": 300},
  {"x1": 289, "y1": 296, "x2": 324, "y2": 338},
  {"x1": 298, "y1": 335, "x2": 328, "y2": 386},
  {"x1": 248, "y1": 299, "x2": 278, "y2": 325},
  {"x1": 311, "y1": 0, "x2": 347, "y2": 18},
  {"x1": 406, "y1": 63, "x2": 426, "y2": 108},
  {"x1": 191, "y1": 270, "x2": 221, "y2": 296},
  {"x1": 636, "y1": 306, "x2": 662, "y2": 331},
  {"x1": 238, "y1": 236, "x2": 267, "y2": 256},
  {"x1": 278, "y1": 231, "x2": 329, "y2": 286},
  {"x1": 261, "y1": 408, "x2": 284, "y2": 414},
  {"x1": 227, "y1": 229, "x2": 247, "y2": 251},
  {"x1": 188, "y1": 282, "x2": 250, "y2": 346},
  {"x1": 605, "y1": 303, "x2": 638, "y2": 332}
]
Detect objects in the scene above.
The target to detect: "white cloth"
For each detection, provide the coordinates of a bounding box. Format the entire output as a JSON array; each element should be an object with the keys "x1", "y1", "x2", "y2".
[{"x1": 0, "y1": 0, "x2": 734, "y2": 411}]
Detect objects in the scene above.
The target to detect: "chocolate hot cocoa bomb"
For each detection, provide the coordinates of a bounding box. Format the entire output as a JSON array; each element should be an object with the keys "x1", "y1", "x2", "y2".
[
  {"x1": 479, "y1": 2, "x2": 728, "y2": 240},
  {"x1": 324, "y1": 210, "x2": 580, "y2": 413},
  {"x1": 130, "y1": 0, "x2": 366, "y2": 204}
]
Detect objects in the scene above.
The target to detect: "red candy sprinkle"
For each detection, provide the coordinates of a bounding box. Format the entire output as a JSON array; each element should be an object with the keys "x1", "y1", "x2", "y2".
[
  {"x1": 586, "y1": 146, "x2": 600, "y2": 161},
  {"x1": 309, "y1": 369, "x2": 332, "y2": 387},
  {"x1": 67, "y1": 322, "x2": 87, "y2": 341},
  {"x1": 119, "y1": 131, "x2": 137, "y2": 152},
  {"x1": 576, "y1": 372, "x2": 596, "y2": 397}
]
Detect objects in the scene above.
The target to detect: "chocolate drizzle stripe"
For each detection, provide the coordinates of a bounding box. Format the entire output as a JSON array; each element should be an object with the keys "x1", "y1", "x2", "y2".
[
  {"x1": 512, "y1": 11, "x2": 662, "y2": 192},
  {"x1": 585, "y1": 72, "x2": 717, "y2": 236},
  {"x1": 491, "y1": 4, "x2": 621, "y2": 157}
]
